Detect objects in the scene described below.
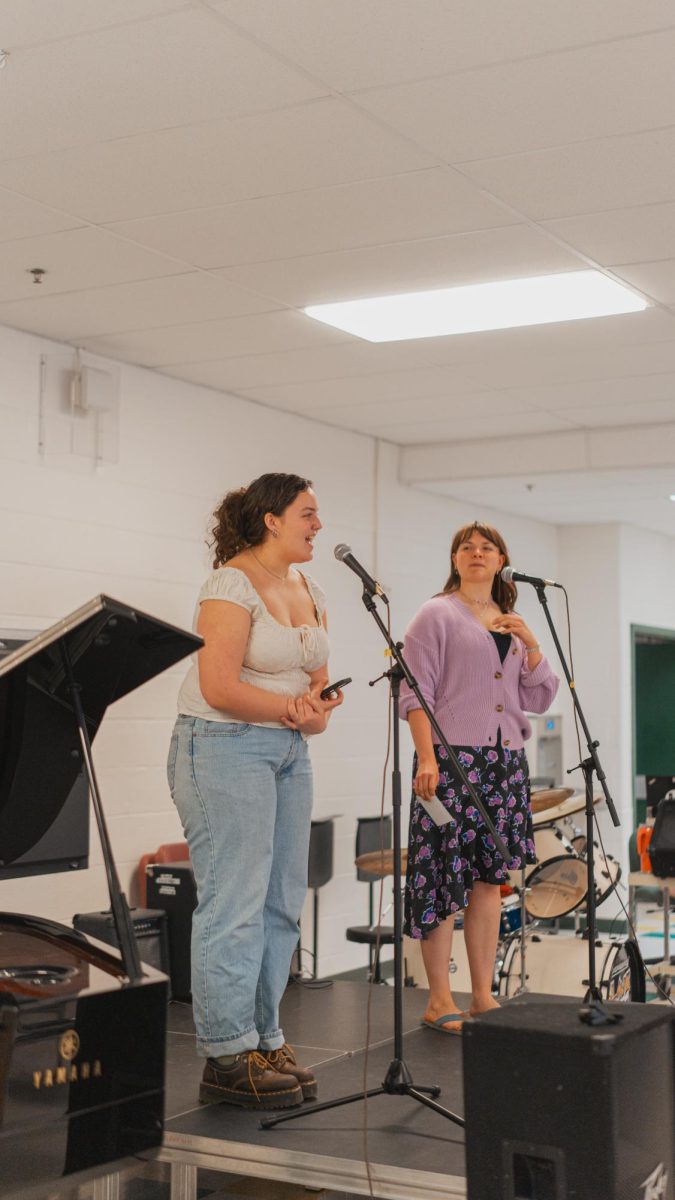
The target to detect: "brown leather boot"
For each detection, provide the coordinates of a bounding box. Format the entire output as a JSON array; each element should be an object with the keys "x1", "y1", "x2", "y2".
[
  {"x1": 263, "y1": 1043, "x2": 318, "y2": 1101},
  {"x1": 199, "y1": 1050, "x2": 303, "y2": 1110}
]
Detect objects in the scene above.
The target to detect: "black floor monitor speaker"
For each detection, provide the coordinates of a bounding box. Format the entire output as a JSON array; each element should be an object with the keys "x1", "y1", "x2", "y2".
[
  {"x1": 146, "y1": 861, "x2": 196, "y2": 1001},
  {"x1": 463, "y1": 998, "x2": 675, "y2": 1200},
  {"x1": 72, "y1": 907, "x2": 170, "y2": 977}
]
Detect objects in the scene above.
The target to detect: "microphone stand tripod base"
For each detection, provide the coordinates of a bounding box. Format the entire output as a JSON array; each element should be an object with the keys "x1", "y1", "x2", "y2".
[{"x1": 261, "y1": 598, "x2": 466, "y2": 1133}]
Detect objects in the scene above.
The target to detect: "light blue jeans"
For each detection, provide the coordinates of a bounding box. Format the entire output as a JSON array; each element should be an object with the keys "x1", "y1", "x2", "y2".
[{"x1": 167, "y1": 715, "x2": 313, "y2": 1058}]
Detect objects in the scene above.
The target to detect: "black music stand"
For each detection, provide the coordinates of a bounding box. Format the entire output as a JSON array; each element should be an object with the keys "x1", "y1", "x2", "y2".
[{"x1": 0, "y1": 595, "x2": 202, "y2": 979}]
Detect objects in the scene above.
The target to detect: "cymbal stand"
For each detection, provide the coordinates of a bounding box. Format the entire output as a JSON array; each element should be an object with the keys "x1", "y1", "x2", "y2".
[
  {"x1": 530, "y1": 584, "x2": 621, "y2": 1024},
  {"x1": 513, "y1": 871, "x2": 530, "y2": 995}
]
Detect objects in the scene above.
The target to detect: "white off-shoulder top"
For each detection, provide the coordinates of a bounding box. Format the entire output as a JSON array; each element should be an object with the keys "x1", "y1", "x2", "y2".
[{"x1": 177, "y1": 567, "x2": 330, "y2": 727}]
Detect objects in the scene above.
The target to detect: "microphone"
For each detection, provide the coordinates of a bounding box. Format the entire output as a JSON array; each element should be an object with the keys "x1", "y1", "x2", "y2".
[
  {"x1": 334, "y1": 544, "x2": 389, "y2": 604},
  {"x1": 501, "y1": 565, "x2": 562, "y2": 589}
]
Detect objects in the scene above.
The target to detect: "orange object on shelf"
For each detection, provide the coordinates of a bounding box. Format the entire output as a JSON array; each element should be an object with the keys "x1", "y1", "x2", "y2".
[{"x1": 636, "y1": 825, "x2": 654, "y2": 873}]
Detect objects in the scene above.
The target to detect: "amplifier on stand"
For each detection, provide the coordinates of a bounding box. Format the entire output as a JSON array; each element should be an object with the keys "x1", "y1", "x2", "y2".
[
  {"x1": 72, "y1": 907, "x2": 170, "y2": 977},
  {"x1": 463, "y1": 998, "x2": 675, "y2": 1200},
  {"x1": 146, "y1": 861, "x2": 196, "y2": 1001}
]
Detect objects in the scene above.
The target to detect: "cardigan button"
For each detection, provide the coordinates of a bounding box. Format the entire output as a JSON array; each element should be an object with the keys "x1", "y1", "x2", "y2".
[
  {"x1": 494, "y1": 671, "x2": 503, "y2": 679},
  {"x1": 495, "y1": 704, "x2": 504, "y2": 712},
  {"x1": 511, "y1": 648, "x2": 517, "y2": 655}
]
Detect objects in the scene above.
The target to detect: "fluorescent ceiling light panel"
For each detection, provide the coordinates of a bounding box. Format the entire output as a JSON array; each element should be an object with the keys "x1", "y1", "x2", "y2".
[{"x1": 303, "y1": 271, "x2": 648, "y2": 342}]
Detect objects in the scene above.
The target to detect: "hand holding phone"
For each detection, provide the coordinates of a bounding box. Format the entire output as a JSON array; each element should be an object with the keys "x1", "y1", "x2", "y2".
[{"x1": 319, "y1": 676, "x2": 352, "y2": 701}]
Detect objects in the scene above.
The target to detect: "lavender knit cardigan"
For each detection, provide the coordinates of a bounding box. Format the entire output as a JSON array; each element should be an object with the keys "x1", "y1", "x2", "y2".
[{"x1": 399, "y1": 593, "x2": 559, "y2": 750}]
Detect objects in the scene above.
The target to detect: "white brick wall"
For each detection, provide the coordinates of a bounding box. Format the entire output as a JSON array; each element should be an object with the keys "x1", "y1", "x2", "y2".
[{"x1": 0, "y1": 320, "x2": 569, "y2": 978}]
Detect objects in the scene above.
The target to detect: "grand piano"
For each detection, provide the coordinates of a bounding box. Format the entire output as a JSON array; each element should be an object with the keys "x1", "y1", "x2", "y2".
[{"x1": 0, "y1": 597, "x2": 201, "y2": 1196}]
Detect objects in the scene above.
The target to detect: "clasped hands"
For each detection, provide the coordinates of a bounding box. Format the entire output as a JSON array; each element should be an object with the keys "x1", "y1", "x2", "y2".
[
  {"x1": 490, "y1": 611, "x2": 536, "y2": 647},
  {"x1": 281, "y1": 684, "x2": 343, "y2": 735}
]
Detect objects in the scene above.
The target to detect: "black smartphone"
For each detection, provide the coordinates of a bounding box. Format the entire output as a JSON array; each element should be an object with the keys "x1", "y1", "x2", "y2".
[{"x1": 320, "y1": 676, "x2": 352, "y2": 700}]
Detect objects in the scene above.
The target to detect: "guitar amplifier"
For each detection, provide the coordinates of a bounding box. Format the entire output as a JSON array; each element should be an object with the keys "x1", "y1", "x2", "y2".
[
  {"x1": 463, "y1": 998, "x2": 675, "y2": 1200},
  {"x1": 72, "y1": 907, "x2": 170, "y2": 976},
  {"x1": 146, "y1": 861, "x2": 196, "y2": 1001}
]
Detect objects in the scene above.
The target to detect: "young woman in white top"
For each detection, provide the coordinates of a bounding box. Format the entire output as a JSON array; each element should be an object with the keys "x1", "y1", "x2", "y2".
[{"x1": 167, "y1": 474, "x2": 342, "y2": 1110}]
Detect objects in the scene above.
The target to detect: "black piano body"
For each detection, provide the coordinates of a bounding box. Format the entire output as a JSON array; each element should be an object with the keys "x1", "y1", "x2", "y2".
[
  {"x1": 0, "y1": 914, "x2": 167, "y2": 1192},
  {"x1": 0, "y1": 598, "x2": 201, "y2": 1195}
]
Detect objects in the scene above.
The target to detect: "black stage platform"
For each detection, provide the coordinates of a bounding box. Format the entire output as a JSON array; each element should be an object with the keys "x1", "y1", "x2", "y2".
[{"x1": 160, "y1": 980, "x2": 471, "y2": 1200}]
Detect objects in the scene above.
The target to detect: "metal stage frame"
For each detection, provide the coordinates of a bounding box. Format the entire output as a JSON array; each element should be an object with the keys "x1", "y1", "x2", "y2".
[{"x1": 158, "y1": 980, "x2": 469, "y2": 1200}]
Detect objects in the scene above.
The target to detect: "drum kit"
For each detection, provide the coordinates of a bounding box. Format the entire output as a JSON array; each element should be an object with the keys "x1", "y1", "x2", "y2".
[
  {"x1": 496, "y1": 785, "x2": 634, "y2": 999},
  {"x1": 359, "y1": 785, "x2": 637, "y2": 1001}
]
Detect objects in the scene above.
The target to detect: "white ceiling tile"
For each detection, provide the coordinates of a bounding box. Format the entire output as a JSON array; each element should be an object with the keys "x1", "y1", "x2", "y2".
[
  {"x1": 0, "y1": 189, "x2": 83, "y2": 242},
  {"x1": 214, "y1": 0, "x2": 675, "y2": 91},
  {"x1": 161, "y1": 338, "x2": 449, "y2": 390},
  {"x1": 442, "y1": 341, "x2": 675, "y2": 390},
  {"x1": 461, "y1": 128, "x2": 675, "y2": 220},
  {"x1": 80, "y1": 310, "x2": 349, "y2": 368},
  {"x1": 0, "y1": 99, "x2": 434, "y2": 223},
  {"x1": 425, "y1": 308, "x2": 675, "y2": 372},
  {"x1": 238, "y1": 368, "x2": 491, "y2": 412},
  {"x1": 0, "y1": 9, "x2": 326, "y2": 162},
  {"x1": 106, "y1": 169, "x2": 516, "y2": 269},
  {"x1": 553, "y1": 398, "x2": 675, "y2": 427},
  {"x1": 0, "y1": 227, "x2": 181, "y2": 302},
  {"x1": 288, "y1": 390, "x2": 537, "y2": 427},
  {"x1": 216, "y1": 225, "x2": 581, "y2": 307},
  {"x1": 0, "y1": 272, "x2": 272, "y2": 341},
  {"x1": 359, "y1": 409, "x2": 575, "y2": 444},
  {"x1": 358, "y1": 32, "x2": 675, "y2": 164},
  {"x1": 542, "y1": 203, "x2": 675, "y2": 266},
  {"x1": 612, "y1": 260, "x2": 675, "y2": 304},
  {"x1": 0, "y1": 0, "x2": 188, "y2": 46}
]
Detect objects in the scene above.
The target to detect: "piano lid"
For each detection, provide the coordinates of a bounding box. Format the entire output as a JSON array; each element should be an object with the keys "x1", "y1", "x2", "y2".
[{"x1": 0, "y1": 595, "x2": 201, "y2": 866}]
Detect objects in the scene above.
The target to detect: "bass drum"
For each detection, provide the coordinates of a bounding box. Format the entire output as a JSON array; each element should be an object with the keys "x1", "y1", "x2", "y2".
[
  {"x1": 498, "y1": 931, "x2": 645, "y2": 1002},
  {"x1": 570, "y1": 834, "x2": 621, "y2": 907}
]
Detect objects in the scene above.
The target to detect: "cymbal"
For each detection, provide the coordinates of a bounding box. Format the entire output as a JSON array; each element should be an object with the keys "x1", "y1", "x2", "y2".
[
  {"x1": 355, "y1": 848, "x2": 408, "y2": 878},
  {"x1": 530, "y1": 787, "x2": 575, "y2": 814},
  {"x1": 532, "y1": 792, "x2": 602, "y2": 827}
]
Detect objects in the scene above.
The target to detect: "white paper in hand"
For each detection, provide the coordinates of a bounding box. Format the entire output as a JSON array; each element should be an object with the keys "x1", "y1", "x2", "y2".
[{"x1": 416, "y1": 795, "x2": 454, "y2": 827}]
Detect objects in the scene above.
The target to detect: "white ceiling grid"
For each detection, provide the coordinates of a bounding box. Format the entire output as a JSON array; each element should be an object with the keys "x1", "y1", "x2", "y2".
[{"x1": 0, "y1": 0, "x2": 673, "y2": 532}]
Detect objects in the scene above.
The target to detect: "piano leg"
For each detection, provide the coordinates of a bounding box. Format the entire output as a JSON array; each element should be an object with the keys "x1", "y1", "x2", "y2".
[
  {"x1": 170, "y1": 1162, "x2": 198, "y2": 1200},
  {"x1": 91, "y1": 1173, "x2": 121, "y2": 1200}
]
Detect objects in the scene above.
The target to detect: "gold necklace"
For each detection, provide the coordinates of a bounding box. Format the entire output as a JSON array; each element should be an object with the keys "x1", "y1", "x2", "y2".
[
  {"x1": 458, "y1": 590, "x2": 492, "y2": 610},
  {"x1": 249, "y1": 548, "x2": 289, "y2": 582}
]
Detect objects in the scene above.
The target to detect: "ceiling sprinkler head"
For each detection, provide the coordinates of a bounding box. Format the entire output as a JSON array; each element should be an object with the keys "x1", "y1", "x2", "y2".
[
  {"x1": 0, "y1": 51, "x2": 9, "y2": 70},
  {"x1": 28, "y1": 268, "x2": 47, "y2": 284}
]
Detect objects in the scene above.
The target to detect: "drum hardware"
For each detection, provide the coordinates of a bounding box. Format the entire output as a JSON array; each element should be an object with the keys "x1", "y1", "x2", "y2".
[
  {"x1": 570, "y1": 834, "x2": 621, "y2": 908},
  {"x1": 498, "y1": 929, "x2": 645, "y2": 1002},
  {"x1": 513, "y1": 872, "x2": 530, "y2": 994}
]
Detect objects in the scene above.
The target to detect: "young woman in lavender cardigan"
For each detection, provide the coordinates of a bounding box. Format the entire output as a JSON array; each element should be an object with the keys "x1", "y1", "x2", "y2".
[{"x1": 400, "y1": 522, "x2": 559, "y2": 1034}]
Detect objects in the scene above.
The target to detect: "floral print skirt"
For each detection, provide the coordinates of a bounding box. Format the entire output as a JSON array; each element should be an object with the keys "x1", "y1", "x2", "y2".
[{"x1": 404, "y1": 734, "x2": 536, "y2": 940}]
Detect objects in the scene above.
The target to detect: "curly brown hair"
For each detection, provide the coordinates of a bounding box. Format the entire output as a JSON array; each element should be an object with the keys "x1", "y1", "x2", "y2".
[
  {"x1": 209, "y1": 473, "x2": 313, "y2": 567},
  {"x1": 442, "y1": 521, "x2": 517, "y2": 613}
]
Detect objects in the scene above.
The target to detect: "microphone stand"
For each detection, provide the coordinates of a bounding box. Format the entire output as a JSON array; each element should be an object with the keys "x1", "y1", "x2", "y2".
[
  {"x1": 261, "y1": 587, "x2": 513, "y2": 1133},
  {"x1": 530, "y1": 584, "x2": 622, "y2": 1024}
]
